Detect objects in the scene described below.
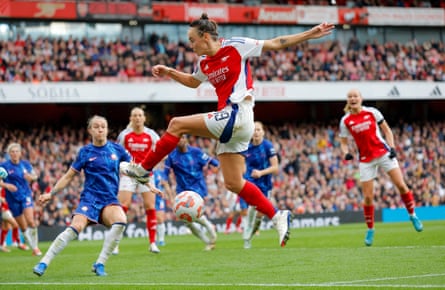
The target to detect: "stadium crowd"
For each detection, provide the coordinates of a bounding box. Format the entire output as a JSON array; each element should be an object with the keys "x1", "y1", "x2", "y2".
[
  {"x1": 0, "y1": 33, "x2": 444, "y2": 83},
  {"x1": 1, "y1": 120, "x2": 444, "y2": 226}
]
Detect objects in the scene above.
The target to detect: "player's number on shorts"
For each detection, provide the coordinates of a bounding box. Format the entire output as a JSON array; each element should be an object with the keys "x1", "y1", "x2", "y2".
[{"x1": 214, "y1": 111, "x2": 230, "y2": 121}]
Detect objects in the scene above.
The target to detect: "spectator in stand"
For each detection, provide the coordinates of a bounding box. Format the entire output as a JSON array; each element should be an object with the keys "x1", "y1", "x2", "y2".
[
  {"x1": 1, "y1": 33, "x2": 444, "y2": 83},
  {"x1": 0, "y1": 143, "x2": 41, "y2": 256},
  {"x1": 115, "y1": 107, "x2": 161, "y2": 254},
  {"x1": 33, "y1": 115, "x2": 131, "y2": 277},
  {"x1": 339, "y1": 88, "x2": 423, "y2": 246}
]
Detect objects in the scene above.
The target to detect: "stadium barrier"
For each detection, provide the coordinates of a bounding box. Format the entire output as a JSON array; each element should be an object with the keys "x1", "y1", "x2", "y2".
[
  {"x1": 30, "y1": 210, "x2": 376, "y2": 242},
  {"x1": 1, "y1": 82, "x2": 444, "y2": 103},
  {"x1": 382, "y1": 205, "x2": 445, "y2": 223}
]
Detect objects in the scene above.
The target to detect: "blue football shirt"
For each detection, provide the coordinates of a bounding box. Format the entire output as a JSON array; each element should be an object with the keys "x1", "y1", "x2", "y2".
[
  {"x1": 71, "y1": 141, "x2": 131, "y2": 204},
  {"x1": 164, "y1": 145, "x2": 219, "y2": 198},
  {"x1": 243, "y1": 139, "x2": 276, "y2": 194},
  {"x1": 0, "y1": 159, "x2": 34, "y2": 202}
]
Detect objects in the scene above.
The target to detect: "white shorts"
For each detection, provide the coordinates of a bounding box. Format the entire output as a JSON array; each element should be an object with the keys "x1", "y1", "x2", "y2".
[
  {"x1": 119, "y1": 175, "x2": 151, "y2": 193},
  {"x1": 2, "y1": 209, "x2": 13, "y2": 221},
  {"x1": 359, "y1": 152, "x2": 399, "y2": 182},
  {"x1": 204, "y1": 99, "x2": 254, "y2": 155}
]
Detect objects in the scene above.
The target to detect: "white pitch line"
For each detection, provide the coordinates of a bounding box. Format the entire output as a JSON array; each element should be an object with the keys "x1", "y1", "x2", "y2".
[
  {"x1": 0, "y1": 282, "x2": 444, "y2": 288},
  {"x1": 327, "y1": 273, "x2": 445, "y2": 285}
]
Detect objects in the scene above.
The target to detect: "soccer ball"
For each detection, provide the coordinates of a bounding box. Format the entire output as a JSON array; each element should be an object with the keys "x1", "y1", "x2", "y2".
[
  {"x1": 0, "y1": 167, "x2": 7, "y2": 179},
  {"x1": 174, "y1": 191, "x2": 204, "y2": 222}
]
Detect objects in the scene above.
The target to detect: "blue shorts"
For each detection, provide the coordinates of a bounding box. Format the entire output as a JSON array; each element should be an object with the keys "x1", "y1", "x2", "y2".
[
  {"x1": 7, "y1": 195, "x2": 33, "y2": 217},
  {"x1": 155, "y1": 195, "x2": 166, "y2": 211},
  {"x1": 74, "y1": 195, "x2": 120, "y2": 224},
  {"x1": 239, "y1": 197, "x2": 249, "y2": 210},
  {"x1": 239, "y1": 188, "x2": 271, "y2": 210}
]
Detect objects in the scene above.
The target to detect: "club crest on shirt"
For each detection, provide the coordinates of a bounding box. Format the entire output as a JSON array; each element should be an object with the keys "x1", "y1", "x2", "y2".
[
  {"x1": 111, "y1": 154, "x2": 118, "y2": 160},
  {"x1": 81, "y1": 206, "x2": 88, "y2": 212}
]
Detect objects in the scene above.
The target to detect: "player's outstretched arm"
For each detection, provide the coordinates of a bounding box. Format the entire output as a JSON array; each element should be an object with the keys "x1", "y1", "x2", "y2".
[
  {"x1": 40, "y1": 168, "x2": 76, "y2": 206},
  {"x1": 152, "y1": 64, "x2": 201, "y2": 88},
  {"x1": 263, "y1": 22, "x2": 335, "y2": 52}
]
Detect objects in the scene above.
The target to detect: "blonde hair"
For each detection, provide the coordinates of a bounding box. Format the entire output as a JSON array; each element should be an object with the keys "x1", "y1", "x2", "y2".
[
  {"x1": 87, "y1": 115, "x2": 108, "y2": 129},
  {"x1": 6, "y1": 143, "x2": 21, "y2": 153}
]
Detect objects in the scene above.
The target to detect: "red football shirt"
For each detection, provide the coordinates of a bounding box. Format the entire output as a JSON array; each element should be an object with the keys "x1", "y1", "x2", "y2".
[
  {"x1": 117, "y1": 127, "x2": 160, "y2": 163},
  {"x1": 339, "y1": 106, "x2": 389, "y2": 163},
  {"x1": 193, "y1": 37, "x2": 264, "y2": 110}
]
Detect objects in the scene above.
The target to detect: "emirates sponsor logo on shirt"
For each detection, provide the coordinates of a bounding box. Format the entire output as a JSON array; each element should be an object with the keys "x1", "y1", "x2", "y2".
[
  {"x1": 129, "y1": 143, "x2": 148, "y2": 151},
  {"x1": 351, "y1": 121, "x2": 371, "y2": 133},
  {"x1": 208, "y1": 66, "x2": 229, "y2": 85}
]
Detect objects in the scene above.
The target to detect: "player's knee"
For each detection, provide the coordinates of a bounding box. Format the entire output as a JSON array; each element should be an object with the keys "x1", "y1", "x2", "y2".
[
  {"x1": 166, "y1": 117, "x2": 182, "y2": 133},
  {"x1": 224, "y1": 181, "x2": 242, "y2": 193}
]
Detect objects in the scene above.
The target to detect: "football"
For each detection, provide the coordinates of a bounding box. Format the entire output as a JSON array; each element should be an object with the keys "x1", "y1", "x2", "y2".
[
  {"x1": 0, "y1": 167, "x2": 8, "y2": 179},
  {"x1": 174, "y1": 190, "x2": 204, "y2": 222}
]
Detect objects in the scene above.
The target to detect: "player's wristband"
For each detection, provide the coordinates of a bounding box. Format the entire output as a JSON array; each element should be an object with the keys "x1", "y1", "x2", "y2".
[
  {"x1": 50, "y1": 191, "x2": 57, "y2": 197},
  {"x1": 344, "y1": 153, "x2": 354, "y2": 160}
]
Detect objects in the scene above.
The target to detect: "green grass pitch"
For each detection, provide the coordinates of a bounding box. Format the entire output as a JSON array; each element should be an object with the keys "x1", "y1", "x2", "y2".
[{"x1": 0, "y1": 221, "x2": 444, "y2": 290}]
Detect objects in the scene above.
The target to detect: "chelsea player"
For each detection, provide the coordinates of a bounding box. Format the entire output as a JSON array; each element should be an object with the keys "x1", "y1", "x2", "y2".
[
  {"x1": 164, "y1": 135, "x2": 219, "y2": 250},
  {"x1": 33, "y1": 115, "x2": 132, "y2": 277},
  {"x1": 242, "y1": 121, "x2": 279, "y2": 249}
]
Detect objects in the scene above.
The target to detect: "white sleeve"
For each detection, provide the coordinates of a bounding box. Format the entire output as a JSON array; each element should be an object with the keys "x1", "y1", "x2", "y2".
[
  {"x1": 369, "y1": 107, "x2": 384, "y2": 123},
  {"x1": 117, "y1": 129, "x2": 127, "y2": 146},
  {"x1": 338, "y1": 116, "x2": 350, "y2": 138},
  {"x1": 192, "y1": 57, "x2": 208, "y2": 82},
  {"x1": 224, "y1": 37, "x2": 264, "y2": 58}
]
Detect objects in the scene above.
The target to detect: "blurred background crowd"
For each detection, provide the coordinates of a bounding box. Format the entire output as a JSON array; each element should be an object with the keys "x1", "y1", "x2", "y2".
[
  {"x1": 0, "y1": 0, "x2": 444, "y2": 228},
  {"x1": 0, "y1": 34, "x2": 444, "y2": 83},
  {"x1": 1, "y1": 120, "x2": 444, "y2": 226}
]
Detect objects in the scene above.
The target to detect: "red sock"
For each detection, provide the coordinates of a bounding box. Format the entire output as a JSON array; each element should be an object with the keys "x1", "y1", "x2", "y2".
[
  {"x1": 225, "y1": 216, "x2": 233, "y2": 230},
  {"x1": 363, "y1": 205, "x2": 374, "y2": 229},
  {"x1": 146, "y1": 209, "x2": 157, "y2": 244},
  {"x1": 121, "y1": 205, "x2": 129, "y2": 214},
  {"x1": 0, "y1": 229, "x2": 6, "y2": 245},
  {"x1": 237, "y1": 181, "x2": 276, "y2": 219},
  {"x1": 12, "y1": 227, "x2": 20, "y2": 244},
  {"x1": 141, "y1": 132, "x2": 180, "y2": 170},
  {"x1": 235, "y1": 216, "x2": 242, "y2": 228},
  {"x1": 401, "y1": 191, "x2": 415, "y2": 215}
]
